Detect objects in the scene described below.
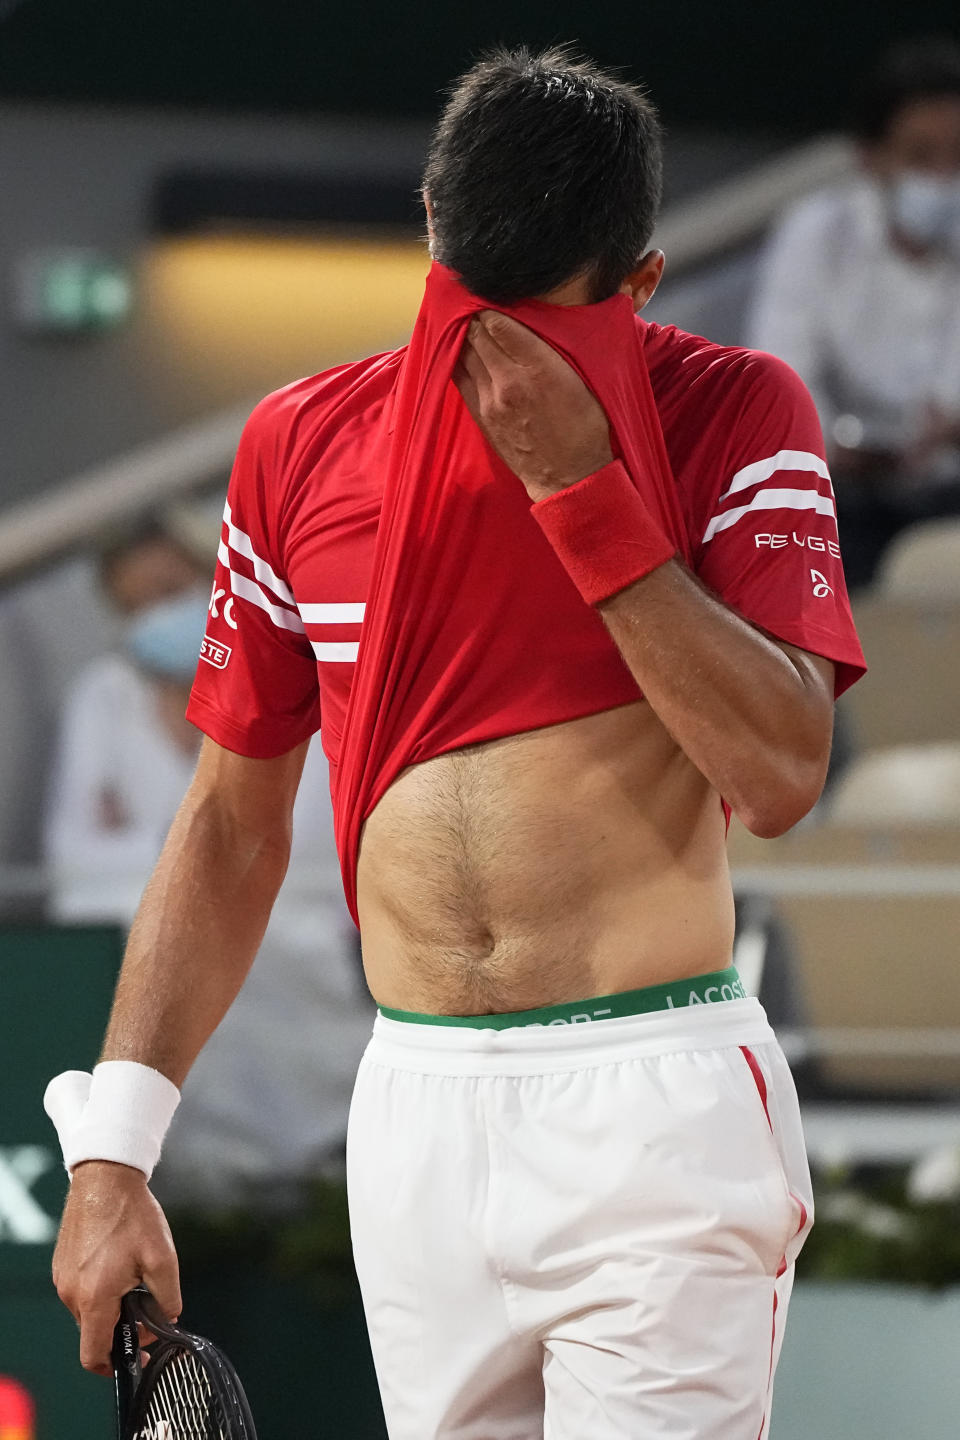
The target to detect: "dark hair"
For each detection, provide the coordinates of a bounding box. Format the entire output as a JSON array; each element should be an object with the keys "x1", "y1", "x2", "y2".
[
  {"x1": 423, "y1": 46, "x2": 663, "y2": 303},
  {"x1": 854, "y1": 36, "x2": 960, "y2": 143}
]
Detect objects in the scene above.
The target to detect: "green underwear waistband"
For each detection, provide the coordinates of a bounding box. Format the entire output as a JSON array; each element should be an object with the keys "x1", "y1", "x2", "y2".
[{"x1": 378, "y1": 966, "x2": 747, "y2": 1030}]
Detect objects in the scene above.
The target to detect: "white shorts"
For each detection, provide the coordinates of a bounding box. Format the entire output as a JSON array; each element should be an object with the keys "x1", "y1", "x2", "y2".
[{"x1": 347, "y1": 996, "x2": 812, "y2": 1440}]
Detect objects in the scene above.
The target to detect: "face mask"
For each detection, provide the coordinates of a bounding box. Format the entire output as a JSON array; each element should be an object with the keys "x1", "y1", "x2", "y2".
[
  {"x1": 888, "y1": 172, "x2": 960, "y2": 250},
  {"x1": 124, "y1": 589, "x2": 210, "y2": 681}
]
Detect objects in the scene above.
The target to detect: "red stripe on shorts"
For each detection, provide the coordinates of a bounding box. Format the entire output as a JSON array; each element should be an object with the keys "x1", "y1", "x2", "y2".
[
  {"x1": 741, "y1": 1043, "x2": 789, "y2": 1439},
  {"x1": 755, "y1": 1288, "x2": 779, "y2": 1440},
  {"x1": 740, "y1": 1045, "x2": 772, "y2": 1129}
]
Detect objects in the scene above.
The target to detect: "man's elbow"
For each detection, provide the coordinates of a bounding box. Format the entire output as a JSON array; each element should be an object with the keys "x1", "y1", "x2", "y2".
[
  {"x1": 734, "y1": 758, "x2": 828, "y2": 839},
  {"x1": 178, "y1": 781, "x2": 293, "y2": 878},
  {"x1": 733, "y1": 660, "x2": 835, "y2": 838}
]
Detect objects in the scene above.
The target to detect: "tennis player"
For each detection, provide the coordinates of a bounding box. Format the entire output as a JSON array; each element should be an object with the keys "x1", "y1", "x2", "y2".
[{"x1": 49, "y1": 47, "x2": 865, "y2": 1438}]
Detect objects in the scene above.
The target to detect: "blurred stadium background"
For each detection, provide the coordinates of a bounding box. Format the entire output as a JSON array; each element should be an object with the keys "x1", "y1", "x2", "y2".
[{"x1": 2, "y1": 2, "x2": 960, "y2": 1436}]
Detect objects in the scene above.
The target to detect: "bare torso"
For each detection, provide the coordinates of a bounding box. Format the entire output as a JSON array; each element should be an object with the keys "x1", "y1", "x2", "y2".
[{"x1": 357, "y1": 701, "x2": 734, "y2": 1014}]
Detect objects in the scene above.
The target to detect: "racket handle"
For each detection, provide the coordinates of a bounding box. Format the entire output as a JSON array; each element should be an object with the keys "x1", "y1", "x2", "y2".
[{"x1": 112, "y1": 1291, "x2": 144, "y2": 1439}]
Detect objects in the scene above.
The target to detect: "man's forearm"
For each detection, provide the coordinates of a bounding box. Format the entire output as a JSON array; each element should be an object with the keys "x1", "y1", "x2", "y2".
[
  {"x1": 599, "y1": 559, "x2": 833, "y2": 836},
  {"x1": 50, "y1": 739, "x2": 305, "y2": 1377},
  {"x1": 100, "y1": 783, "x2": 291, "y2": 1087}
]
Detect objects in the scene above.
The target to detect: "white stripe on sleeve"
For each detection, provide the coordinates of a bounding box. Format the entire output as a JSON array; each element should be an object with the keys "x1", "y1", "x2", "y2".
[
  {"x1": 223, "y1": 500, "x2": 296, "y2": 606},
  {"x1": 701, "y1": 488, "x2": 837, "y2": 544},
  {"x1": 298, "y1": 602, "x2": 366, "y2": 623},
  {"x1": 217, "y1": 541, "x2": 305, "y2": 632},
  {"x1": 719, "y1": 450, "x2": 832, "y2": 502},
  {"x1": 310, "y1": 640, "x2": 360, "y2": 662}
]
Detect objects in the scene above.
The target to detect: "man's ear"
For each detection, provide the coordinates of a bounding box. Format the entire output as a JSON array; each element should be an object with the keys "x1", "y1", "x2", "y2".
[
  {"x1": 622, "y1": 250, "x2": 665, "y2": 312},
  {"x1": 423, "y1": 190, "x2": 436, "y2": 250}
]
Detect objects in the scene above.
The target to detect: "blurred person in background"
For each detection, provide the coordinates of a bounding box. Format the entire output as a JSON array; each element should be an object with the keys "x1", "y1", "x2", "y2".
[
  {"x1": 44, "y1": 518, "x2": 207, "y2": 921},
  {"x1": 44, "y1": 516, "x2": 371, "y2": 1204},
  {"x1": 750, "y1": 37, "x2": 960, "y2": 589}
]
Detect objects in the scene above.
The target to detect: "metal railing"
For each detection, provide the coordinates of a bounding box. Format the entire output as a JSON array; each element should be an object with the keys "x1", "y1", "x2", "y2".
[
  {"x1": 652, "y1": 134, "x2": 853, "y2": 273},
  {"x1": 731, "y1": 863, "x2": 960, "y2": 897},
  {"x1": 0, "y1": 403, "x2": 254, "y2": 585}
]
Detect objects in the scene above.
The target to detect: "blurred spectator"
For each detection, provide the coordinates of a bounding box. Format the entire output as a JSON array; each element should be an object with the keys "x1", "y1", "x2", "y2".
[
  {"x1": 44, "y1": 518, "x2": 207, "y2": 920},
  {"x1": 750, "y1": 38, "x2": 960, "y2": 589},
  {"x1": 44, "y1": 516, "x2": 372, "y2": 1206}
]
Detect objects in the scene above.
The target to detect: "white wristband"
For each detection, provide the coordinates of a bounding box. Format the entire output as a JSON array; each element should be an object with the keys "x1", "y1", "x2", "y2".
[
  {"x1": 44, "y1": 1061, "x2": 180, "y2": 1181},
  {"x1": 43, "y1": 1069, "x2": 93, "y2": 1158}
]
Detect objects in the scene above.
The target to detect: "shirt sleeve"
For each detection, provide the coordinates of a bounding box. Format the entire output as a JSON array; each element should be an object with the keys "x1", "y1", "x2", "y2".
[
  {"x1": 186, "y1": 398, "x2": 323, "y2": 758},
  {"x1": 693, "y1": 352, "x2": 866, "y2": 697}
]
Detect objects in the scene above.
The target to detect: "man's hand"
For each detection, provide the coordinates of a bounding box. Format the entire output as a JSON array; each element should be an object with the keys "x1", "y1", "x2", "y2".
[
  {"x1": 454, "y1": 311, "x2": 613, "y2": 501},
  {"x1": 52, "y1": 1161, "x2": 181, "y2": 1377}
]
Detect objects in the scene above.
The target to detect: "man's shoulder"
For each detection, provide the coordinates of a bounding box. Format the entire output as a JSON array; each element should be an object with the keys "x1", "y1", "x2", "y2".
[
  {"x1": 243, "y1": 347, "x2": 405, "y2": 453},
  {"x1": 641, "y1": 319, "x2": 811, "y2": 414},
  {"x1": 640, "y1": 321, "x2": 825, "y2": 513}
]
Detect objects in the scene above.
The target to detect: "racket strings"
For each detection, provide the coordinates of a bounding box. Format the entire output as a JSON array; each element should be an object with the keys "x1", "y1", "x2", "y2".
[{"x1": 136, "y1": 1347, "x2": 229, "y2": 1440}]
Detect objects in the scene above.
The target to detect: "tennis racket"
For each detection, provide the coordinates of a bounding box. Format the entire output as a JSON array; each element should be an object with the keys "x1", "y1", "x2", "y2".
[{"x1": 112, "y1": 1286, "x2": 258, "y2": 1440}]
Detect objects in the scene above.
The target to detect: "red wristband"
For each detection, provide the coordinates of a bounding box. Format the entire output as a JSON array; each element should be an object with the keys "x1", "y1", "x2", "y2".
[{"x1": 531, "y1": 461, "x2": 676, "y2": 605}]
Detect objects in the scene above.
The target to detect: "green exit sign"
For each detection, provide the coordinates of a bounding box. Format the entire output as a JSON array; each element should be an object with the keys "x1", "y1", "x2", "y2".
[{"x1": 14, "y1": 249, "x2": 133, "y2": 334}]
